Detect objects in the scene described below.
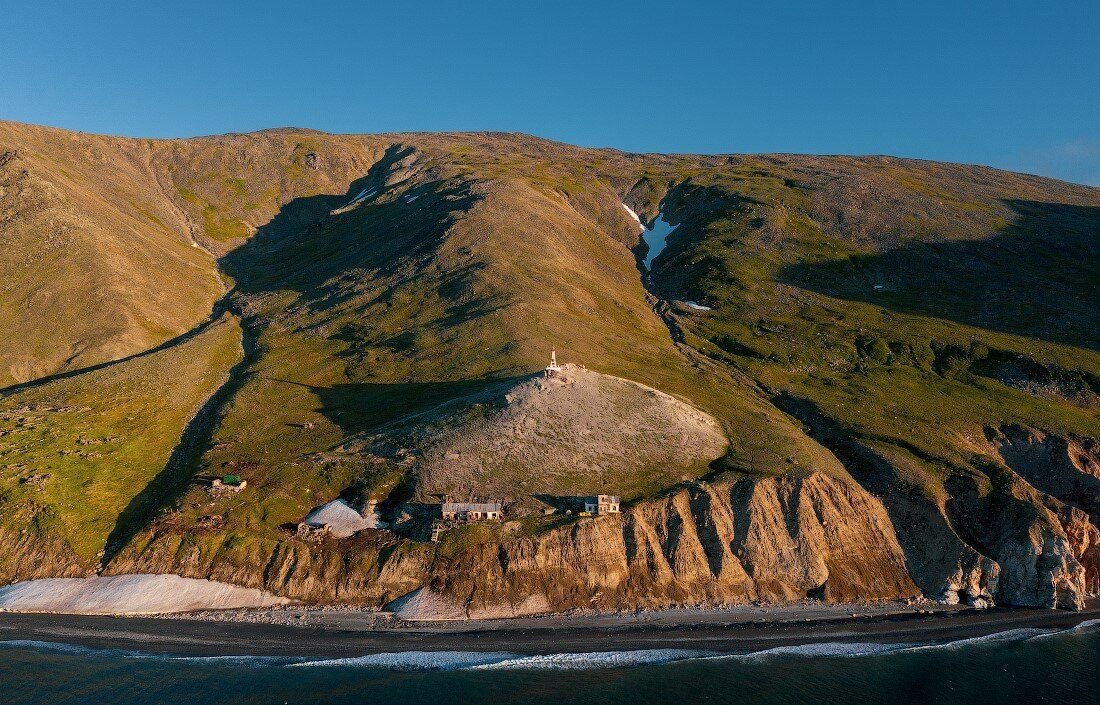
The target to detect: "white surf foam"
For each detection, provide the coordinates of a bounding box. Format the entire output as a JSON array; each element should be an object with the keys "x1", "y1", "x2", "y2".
[
  {"x1": 1026, "y1": 619, "x2": 1100, "y2": 640},
  {"x1": 0, "y1": 640, "x2": 294, "y2": 666},
  {"x1": 473, "y1": 649, "x2": 708, "y2": 671},
  {"x1": 899, "y1": 628, "x2": 1056, "y2": 653},
  {"x1": 5, "y1": 620, "x2": 1097, "y2": 671},
  {"x1": 294, "y1": 651, "x2": 516, "y2": 670},
  {"x1": 717, "y1": 642, "x2": 910, "y2": 662}
]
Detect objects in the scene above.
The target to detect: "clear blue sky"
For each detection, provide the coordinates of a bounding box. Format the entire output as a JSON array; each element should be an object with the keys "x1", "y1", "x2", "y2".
[{"x1": 3, "y1": 1, "x2": 1097, "y2": 184}]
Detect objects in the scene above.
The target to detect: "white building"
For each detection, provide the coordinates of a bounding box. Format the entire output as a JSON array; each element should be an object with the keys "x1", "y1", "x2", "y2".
[{"x1": 584, "y1": 494, "x2": 621, "y2": 515}]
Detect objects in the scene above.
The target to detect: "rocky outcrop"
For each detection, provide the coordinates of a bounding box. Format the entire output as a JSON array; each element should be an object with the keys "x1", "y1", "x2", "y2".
[
  {"x1": 409, "y1": 365, "x2": 729, "y2": 502},
  {"x1": 987, "y1": 424, "x2": 1100, "y2": 598},
  {"x1": 426, "y1": 472, "x2": 919, "y2": 613}
]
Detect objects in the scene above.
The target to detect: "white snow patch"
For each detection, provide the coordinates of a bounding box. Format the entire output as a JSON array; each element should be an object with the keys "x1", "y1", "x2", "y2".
[
  {"x1": 0, "y1": 575, "x2": 291, "y2": 615},
  {"x1": 684, "y1": 301, "x2": 712, "y2": 311},
  {"x1": 304, "y1": 499, "x2": 385, "y2": 538},
  {"x1": 405, "y1": 195, "x2": 419, "y2": 203},
  {"x1": 337, "y1": 188, "x2": 377, "y2": 210},
  {"x1": 621, "y1": 203, "x2": 645, "y2": 232}
]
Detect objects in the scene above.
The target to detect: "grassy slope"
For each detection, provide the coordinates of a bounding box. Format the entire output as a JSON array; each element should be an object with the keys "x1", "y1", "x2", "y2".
[
  {"x1": 0, "y1": 122, "x2": 224, "y2": 385},
  {"x1": 0, "y1": 315, "x2": 242, "y2": 568},
  {"x1": 649, "y1": 156, "x2": 1100, "y2": 497},
  {"x1": 0, "y1": 123, "x2": 1096, "y2": 585},
  {"x1": 152, "y1": 136, "x2": 825, "y2": 550}
]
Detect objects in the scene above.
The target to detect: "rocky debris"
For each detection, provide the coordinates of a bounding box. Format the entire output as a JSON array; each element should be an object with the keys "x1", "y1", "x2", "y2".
[
  {"x1": 18, "y1": 473, "x2": 50, "y2": 490},
  {"x1": 296, "y1": 522, "x2": 331, "y2": 542},
  {"x1": 412, "y1": 366, "x2": 728, "y2": 502},
  {"x1": 194, "y1": 514, "x2": 225, "y2": 532}
]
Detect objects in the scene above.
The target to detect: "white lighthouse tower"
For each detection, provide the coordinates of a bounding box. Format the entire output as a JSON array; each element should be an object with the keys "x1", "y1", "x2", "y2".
[{"x1": 545, "y1": 347, "x2": 563, "y2": 377}]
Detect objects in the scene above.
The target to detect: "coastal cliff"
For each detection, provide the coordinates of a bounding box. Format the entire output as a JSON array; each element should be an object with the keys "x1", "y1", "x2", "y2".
[{"x1": 1, "y1": 122, "x2": 1098, "y2": 615}]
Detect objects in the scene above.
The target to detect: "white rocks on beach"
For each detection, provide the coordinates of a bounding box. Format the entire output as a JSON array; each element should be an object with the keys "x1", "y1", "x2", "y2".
[{"x1": 0, "y1": 574, "x2": 291, "y2": 615}]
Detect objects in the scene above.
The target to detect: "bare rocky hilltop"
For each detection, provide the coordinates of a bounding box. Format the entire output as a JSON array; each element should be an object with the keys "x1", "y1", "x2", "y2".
[{"x1": 0, "y1": 120, "x2": 1097, "y2": 615}]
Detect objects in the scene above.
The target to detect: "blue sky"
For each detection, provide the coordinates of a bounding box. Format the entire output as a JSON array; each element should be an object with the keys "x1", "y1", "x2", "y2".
[{"x1": 3, "y1": 1, "x2": 1097, "y2": 184}]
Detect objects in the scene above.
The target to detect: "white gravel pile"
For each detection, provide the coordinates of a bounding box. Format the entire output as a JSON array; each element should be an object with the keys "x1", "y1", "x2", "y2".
[{"x1": 304, "y1": 498, "x2": 386, "y2": 538}]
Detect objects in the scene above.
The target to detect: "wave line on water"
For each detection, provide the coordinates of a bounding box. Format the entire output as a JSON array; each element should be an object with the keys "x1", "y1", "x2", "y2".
[{"x1": 4, "y1": 620, "x2": 1098, "y2": 671}]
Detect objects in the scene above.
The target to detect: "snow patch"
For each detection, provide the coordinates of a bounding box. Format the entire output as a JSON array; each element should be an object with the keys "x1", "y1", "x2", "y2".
[
  {"x1": 334, "y1": 188, "x2": 377, "y2": 211},
  {"x1": 0, "y1": 575, "x2": 291, "y2": 615},
  {"x1": 621, "y1": 203, "x2": 645, "y2": 232},
  {"x1": 684, "y1": 301, "x2": 712, "y2": 311},
  {"x1": 304, "y1": 499, "x2": 386, "y2": 538}
]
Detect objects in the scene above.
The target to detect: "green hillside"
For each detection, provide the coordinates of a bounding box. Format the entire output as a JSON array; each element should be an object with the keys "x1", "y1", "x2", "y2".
[{"x1": 0, "y1": 122, "x2": 1096, "y2": 609}]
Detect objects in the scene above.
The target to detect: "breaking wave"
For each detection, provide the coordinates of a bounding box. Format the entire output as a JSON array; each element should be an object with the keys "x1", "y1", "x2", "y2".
[
  {"x1": 472, "y1": 649, "x2": 707, "y2": 670},
  {"x1": 4, "y1": 620, "x2": 1097, "y2": 672},
  {"x1": 292, "y1": 651, "x2": 516, "y2": 670}
]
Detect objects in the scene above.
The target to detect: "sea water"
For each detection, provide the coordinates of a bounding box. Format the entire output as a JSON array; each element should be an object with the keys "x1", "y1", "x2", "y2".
[{"x1": 1, "y1": 623, "x2": 1097, "y2": 704}]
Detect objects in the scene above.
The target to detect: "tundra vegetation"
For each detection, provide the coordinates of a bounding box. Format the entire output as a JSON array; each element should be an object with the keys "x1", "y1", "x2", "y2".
[{"x1": 0, "y1": 122, "x2": 1096, "y2": 612}]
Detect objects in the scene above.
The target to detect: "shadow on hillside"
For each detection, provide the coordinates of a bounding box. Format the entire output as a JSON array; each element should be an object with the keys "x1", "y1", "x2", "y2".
[
  {"x1": 778, "y1": 200, "x2": 1100, "y2": 351},
  {"x1": 102, "y1": 146, "x2": 489, "y2": 563},
  {"x1": 220, "y1": 144, "x2": 475, "y2": 303},
  {"x1": 308, "y1": 375, "x2": 528, "y2": 437}
]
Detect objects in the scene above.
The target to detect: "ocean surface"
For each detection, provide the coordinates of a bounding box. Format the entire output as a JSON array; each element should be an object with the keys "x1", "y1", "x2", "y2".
[{"x1": 1, "y1": 622, "x2": 1097, "y2": 705}]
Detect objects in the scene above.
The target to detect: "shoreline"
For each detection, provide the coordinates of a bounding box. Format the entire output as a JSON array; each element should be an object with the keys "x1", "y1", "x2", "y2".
[{"x1": 0, "y1": 600, "x2": 1096, "y2": 659}]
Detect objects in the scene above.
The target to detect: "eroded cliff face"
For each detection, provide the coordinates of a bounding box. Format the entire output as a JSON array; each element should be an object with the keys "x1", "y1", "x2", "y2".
[
  {"x1": 986, "y1": 424, "x2": 1100, "y2": 599},
  {"x1": 104, "y1": 472, "x2": 919, "y2": 611},
  {"x1": 14, "y1": 424, "x2": 1097, "y2": 614},
  {"x1": 19, "y1": 430, "x2": 1095, "y2": 614},
  {"x1": 428, "y1": 472, "x2": 921, "y2": 614}
]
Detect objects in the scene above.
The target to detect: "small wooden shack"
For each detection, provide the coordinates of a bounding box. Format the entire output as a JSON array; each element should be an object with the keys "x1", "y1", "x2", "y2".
[{"x1": 441, "y1": 501, "x2": 503, "y2": 522}]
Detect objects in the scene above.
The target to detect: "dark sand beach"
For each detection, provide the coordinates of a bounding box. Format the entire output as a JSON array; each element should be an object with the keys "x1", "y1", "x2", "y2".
[{"x1": 1, "y1": 601, "x2": 1096, "y2": 658}]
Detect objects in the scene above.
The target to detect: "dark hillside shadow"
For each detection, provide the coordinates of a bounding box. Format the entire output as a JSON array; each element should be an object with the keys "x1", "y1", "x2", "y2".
[
  {"x1": 268, "y1": 375, "x2": 529, "y2": 438},
  {"x1": 220, "y1": 144, "x2": 478, "y2": 302},
  {"x1": 779, "y1": 200, "x2": 1100, "y2": 350}
]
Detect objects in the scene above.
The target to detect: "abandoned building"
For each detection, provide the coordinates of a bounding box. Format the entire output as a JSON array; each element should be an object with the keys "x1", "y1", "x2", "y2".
[
  {"x1": 441, "y1": 501, "x2": 503, "y2": 522},
  {"x1": 584, "y1": 494, "x2": 621, "y2": 515}
]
